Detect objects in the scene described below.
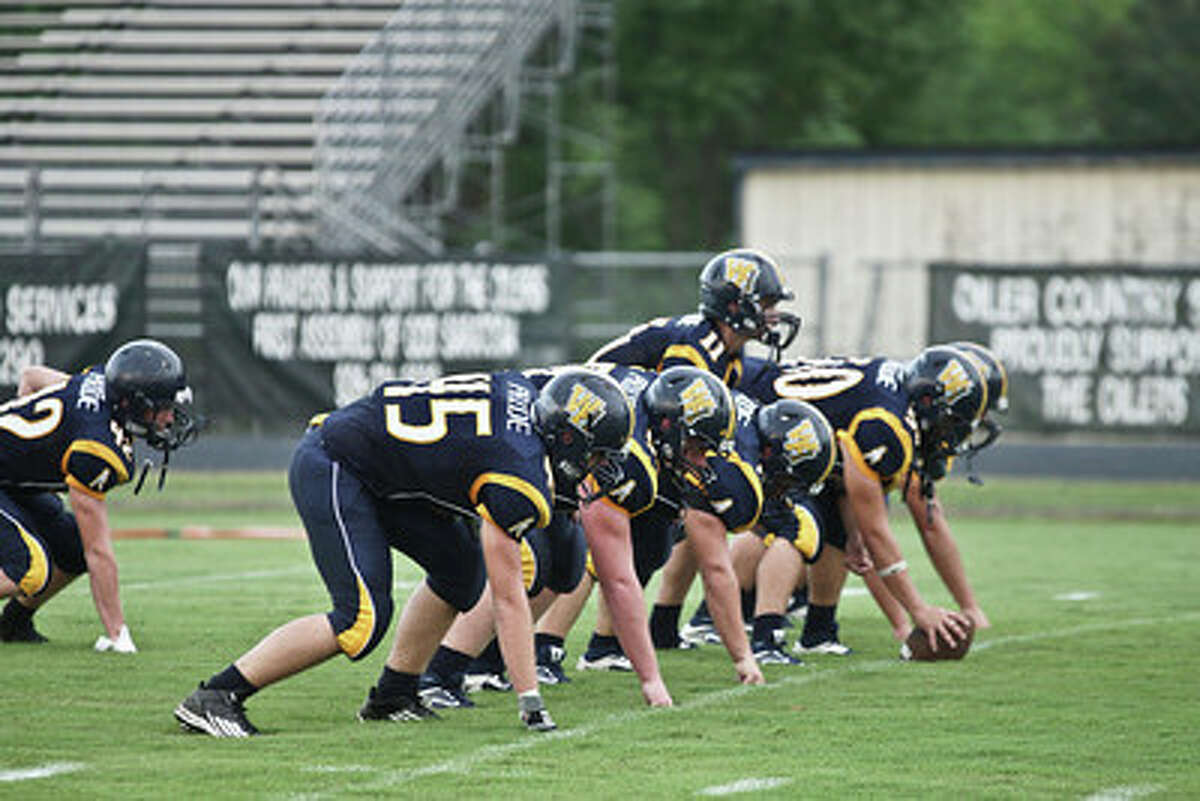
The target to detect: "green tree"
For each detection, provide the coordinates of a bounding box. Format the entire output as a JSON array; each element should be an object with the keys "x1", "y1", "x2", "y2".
[
  {"x1": 1089, "y1": 0, "x2": 1200, "y2": 143},
  {"x1": 613, "y1": 0, "x2": 971, "y2": 249}
]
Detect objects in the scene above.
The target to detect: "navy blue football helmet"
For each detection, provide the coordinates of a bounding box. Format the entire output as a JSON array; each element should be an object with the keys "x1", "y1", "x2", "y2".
[
  {"x1": 754, "y1": 398, "x2": 836, "y2": 499},
  {"x1": 698, "y1": 248, "x2": 800, "y2": 357},
  {"x1": 904, "y1": 345, "x2": 988, "y2": 494},
  {"x1": 532, "y1": 368, "x2": 633, "y2": 501},
  {"x1": 642, "y1": 366, "x2": 735, "y2": 488}
]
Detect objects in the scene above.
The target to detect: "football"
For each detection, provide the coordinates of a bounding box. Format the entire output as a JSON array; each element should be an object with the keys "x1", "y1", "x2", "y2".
[{"x1": 900, "y1": 619, "x2": 975, "y2": 661}]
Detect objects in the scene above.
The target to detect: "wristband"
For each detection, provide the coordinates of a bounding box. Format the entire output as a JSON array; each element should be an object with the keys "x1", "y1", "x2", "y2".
[{"x1": 876, "y1": 559, "x2": 908, "y2": 578}]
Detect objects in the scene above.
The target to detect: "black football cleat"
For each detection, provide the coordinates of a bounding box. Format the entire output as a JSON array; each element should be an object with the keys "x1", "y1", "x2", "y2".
[
  {"x1": 358, "y1": 687, "x2": 439, "y2": 722},
  {"x1": 174, "y1": 683, "x2": 260, "y2": 738},
  {"x1": 417, "y1": 673, "x2": 475, "y2": 709}
]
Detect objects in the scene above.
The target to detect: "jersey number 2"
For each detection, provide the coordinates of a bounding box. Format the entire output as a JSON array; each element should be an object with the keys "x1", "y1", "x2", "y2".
[{"x1": 0, "y1": 397, "x2": 63, "y2": 439}]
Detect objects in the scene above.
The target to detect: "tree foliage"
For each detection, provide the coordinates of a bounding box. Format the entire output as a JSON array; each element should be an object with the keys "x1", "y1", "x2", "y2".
[
  {"x1": 607, "y1": 0, "x2": 1200, "y2": 250},
  {"x1": 470, "y1": 0, "x2": 1200, "y2": 253}
]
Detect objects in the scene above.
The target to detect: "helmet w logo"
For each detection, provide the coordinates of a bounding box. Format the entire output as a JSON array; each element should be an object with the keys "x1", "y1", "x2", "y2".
[
  {"x1": 679, "y1": 378, "x2": 717, "y2": 425},
  {"x1": 565, "y1": 383, "x2": 607, "y2": 430},
  {"x1": 722, "y1": 257, "x2": 760, "y2": 293},
  {"x1": 783, "y1": 419, "x2": 821, "y2": 464},
  {"x1": 937, "y1": 359, "x2": 972, "y2": 404}
]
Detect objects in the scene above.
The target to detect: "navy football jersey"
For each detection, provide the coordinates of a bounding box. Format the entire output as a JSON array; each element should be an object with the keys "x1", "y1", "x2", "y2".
[
  {"x1": 588, "y1": 314, "x2": 744, "y2": 388},
  {"x1": 740, "y1": 355, "x2": 915, "y2": 492},
  {"x1": 319, "y1": 371, "x2": 554, "y2": 540},
  {"x1": 0, "y1": 367, "x2": 134, "y2": 498}
]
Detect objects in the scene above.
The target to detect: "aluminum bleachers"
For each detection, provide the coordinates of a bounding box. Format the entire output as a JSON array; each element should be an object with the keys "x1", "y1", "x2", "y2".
[{"x1": 1, "y1": 0, "x2": 573, "y2": 250}]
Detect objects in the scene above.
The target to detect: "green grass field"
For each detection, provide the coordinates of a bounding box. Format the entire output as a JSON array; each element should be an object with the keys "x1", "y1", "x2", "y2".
[{"x1": 3, "y1": 473, "x2": 1199, "y2": 800}]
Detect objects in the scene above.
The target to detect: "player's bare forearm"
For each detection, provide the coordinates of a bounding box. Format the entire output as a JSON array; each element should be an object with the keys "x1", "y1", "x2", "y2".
[
  {"x1": 903, "y1": 478, "x2": 983, "y2": 614},
  {"x1": 482, "y1": 522, "x2": 538, "y2": 695},
  {"x1": 70, "y1": 487, "x2": 125, "y2": 637},
  {"x1": 686, "y1": 509, "x2": 751, "y2": 663},
  {"x1": 582, "y1": 501, "x2": 664, "y2": 688},
  {"x1": 18, "y1": 365, "x2": 69, "y2": 396}
]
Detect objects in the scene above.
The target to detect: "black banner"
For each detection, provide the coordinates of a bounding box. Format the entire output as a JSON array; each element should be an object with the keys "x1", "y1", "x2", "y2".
[
  {"x1": 0, "y1": 244, "x2": 146, "y2": 392},
  {"x1": 198, "y1": 244, "x2": 568, "y2": 431},
  {"x1": 929, "y1": 263, "x2": 1200, "y2": 435}
]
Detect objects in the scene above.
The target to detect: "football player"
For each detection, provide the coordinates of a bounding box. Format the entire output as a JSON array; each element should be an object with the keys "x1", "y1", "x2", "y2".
[
  {"x1": 0, "y1": 339, "x2": 197, "y2": 652},
  {"x1": 588, "y1": 248, "x2": 800, "y2": 387},
  {"x1": 421, "y1": 361, "x2": 686, "y2": 708},
  {"x1": 738, "y1": 345, "x2": 987, "y2": 655},
  {"x1": 650, "y1": 392, "x2": 837, "y2": 665},
  {"x1": 535, "y1": 365, "x2": 768, "y2": 688},
  {"x1": 174, "y1": 368, "x2": 632, "y2": 737}
]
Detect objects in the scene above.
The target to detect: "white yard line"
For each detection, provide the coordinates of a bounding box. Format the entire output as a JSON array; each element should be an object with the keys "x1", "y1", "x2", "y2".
[
  {"x1": 0, "y1": 762, "x2": 85, "y2": 782},
  {"x1": 1083, "y1": 785, "x2": 1164, "y2": 801},
  {"x1": 696, "y1": 777, "x2": 793, "y2": 796},
  {"x1": 291, "y1": 610, "x2": 1200, "y2": 799}
]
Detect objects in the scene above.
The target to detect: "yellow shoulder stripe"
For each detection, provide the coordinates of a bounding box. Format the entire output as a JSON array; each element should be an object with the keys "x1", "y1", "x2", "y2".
[
  {"x1": 65, "y1": 474, "x2": 106, "y2": 500},
  {"x1": 659, "y1": 344, "x2": 709, "y2": 371},
  {"x1": 470, "y1": 472, "x2": 552, "y2": 529},
  {"x1": 62, "y1": 440, "x2": 130, "y2": 485}
]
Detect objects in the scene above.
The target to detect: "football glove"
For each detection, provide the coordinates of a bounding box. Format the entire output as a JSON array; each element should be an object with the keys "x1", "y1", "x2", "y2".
[{"x1": 94, "y1": 624, "x2": 137, "y2": 653}]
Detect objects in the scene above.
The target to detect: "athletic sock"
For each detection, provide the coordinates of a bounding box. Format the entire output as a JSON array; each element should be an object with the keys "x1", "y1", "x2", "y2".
[
  {"x1": 586, "y1": 632, "x2": 622, "y2": 655},
  {"x1": 801, "y1": 603, "x2": 838, "y2": 646},
  {"x1": 534, "y1": 632, "x2": 565, "y2": 663},
  {"x1": 205, "y1": 664, "x2": 259, "y2": 701},
  {"x1": 467, "y1": 637, "x2": 504, "y2": 673},
  {"x1": 376, "y1": 665, "x2": 419, "y2": 701},
  {"x1": 752, "y1": 613, "x2": 787, "y2": 646},
  {"x1": 426, "y1": 645, "x2": 472, "y2": 683},
  {"x1": 649, "y1": 604, "x2": 682, "y2": 647}
]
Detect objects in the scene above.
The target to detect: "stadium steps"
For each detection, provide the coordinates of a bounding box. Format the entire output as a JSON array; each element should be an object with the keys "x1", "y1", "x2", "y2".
[{"x1": 0, "y1": 0, "x2": 570, "y2": 249}]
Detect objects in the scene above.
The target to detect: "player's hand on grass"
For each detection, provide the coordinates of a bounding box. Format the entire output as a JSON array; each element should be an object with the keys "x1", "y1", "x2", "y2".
[
  {"x1": 641, "y1": 676, "x2": 673, "y2": 707},
  {"x1": 94, "y1": 624, "x2": 137, "y2": 653},
  {"x1": 734, "y1": 654, "x2": 765, "y2": 685}
]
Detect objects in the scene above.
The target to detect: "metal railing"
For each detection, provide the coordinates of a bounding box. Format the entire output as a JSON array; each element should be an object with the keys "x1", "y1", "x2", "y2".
[{"x1": 314, "y1": 0, "x2": 572, "y2": 256}]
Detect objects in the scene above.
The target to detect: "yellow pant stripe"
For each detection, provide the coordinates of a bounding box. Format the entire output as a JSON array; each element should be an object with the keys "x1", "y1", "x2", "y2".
[{"x1": 336, "y1": 575, "x2": 376, "y2": 659}]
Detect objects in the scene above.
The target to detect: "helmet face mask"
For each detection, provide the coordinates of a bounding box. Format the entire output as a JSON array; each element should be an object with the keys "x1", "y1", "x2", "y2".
[
  {"x1": 642, "y1": 367, "x2": 735, "y2": 491},
  {"x1": 950, "y1": 341, "x2": 1009, "y2": 457},
  {"x1": 532, "y1": 369, "x2": 633, "y2": 503},
  {"x1": 699, "y1": 249, "x2": 800, "y2": 355},
  {"x1": 754, "y1": 399, "x2": 836, "y2": 499}
]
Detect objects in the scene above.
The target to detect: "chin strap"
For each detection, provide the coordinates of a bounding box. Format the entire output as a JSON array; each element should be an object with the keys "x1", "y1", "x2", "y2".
[
  {"x1": 133, "y1": 459, "x2": 151, "y2": 495},
  {"x1": 762, "y1": 312, "x2": 802, "y2": 361},
  {"x1": 132, "y1": 447, "x2": 172, "y2": 495}
]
